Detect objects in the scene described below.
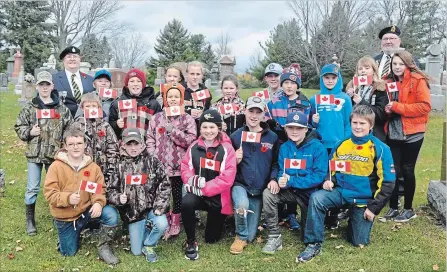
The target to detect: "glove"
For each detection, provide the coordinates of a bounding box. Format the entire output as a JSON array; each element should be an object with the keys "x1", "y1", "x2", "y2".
[
  {"x1": 184, "y1": 184, "x2": 203, "y2": 196},
  {"x1": 166, "y1": 123, "x2": 173, "y2": 133},
  {"x1": 187, "y1": 175, "x2": 206, "y2": 188}
]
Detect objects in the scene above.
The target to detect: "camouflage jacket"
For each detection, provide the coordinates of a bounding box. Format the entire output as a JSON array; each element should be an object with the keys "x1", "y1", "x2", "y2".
[
  {"x1": 14, "y1": 91, "x2": 73, "y2": 164},
  {"x1": 107, "y1": 148, "x2": 170, "y2": 223},
  {"x1": 70, "y1": 116, "x2": 119, "y2": 187}
]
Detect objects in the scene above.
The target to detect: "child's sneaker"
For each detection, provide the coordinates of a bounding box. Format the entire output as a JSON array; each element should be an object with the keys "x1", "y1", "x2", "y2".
[
  {"x1": 229, "y1": 236, "x2": 247, "y2": 255},
  {"x1": 394, "y1": 209, "x2": 417, "y2": 223},
  {"x1": 383, "y1": 208, "x2": 399, "y2": 220},
  {"x1": 142, "y1": 246, "x2": 158, "y2": 263},
  {"x1": 262, "y1": 234, "x2": 282, "y2": 254},
  {"x1": 296, "y1": 243, "x2": 322, "y2": 263},
  {"x1": 288, "y1": 214, "x2": 300, "y2": 230},
  {"x1": 184, "y1": 240, "x2": 199, "y2": 260}
]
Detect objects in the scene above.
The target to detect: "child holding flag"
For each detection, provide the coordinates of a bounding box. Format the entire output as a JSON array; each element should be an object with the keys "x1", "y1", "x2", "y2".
[
  {"x1": 297, "y1": 105, "x2": 395, "y2": 263},
  {"x1": 146, "y1": 83, "x2": 197, "y2": 239},
  {"x1": 229, "y1": 96, "x2": 279, "y2": 254},
  {"x1": 262, "y1": 111, "x2": 327, "y2": 255},
  {"x1": 70, "y1": 93, "x2": 119, "y2": 187},
  {"x1": 44, "y1": 127, "x2": 119, "y2": 265},
  {"x1": 15, "y1": 71, "x2": 72, "y2": 236},
  {"x1": 345, "y1": 56, "x2": 389, "y2": 142},
  {"x1": 108, "y1": 128, "x2": 170, "y2": 262},
  {"x1": 109, "y1": 68, "x2": 161, "y2": 139},
  {"x1": 156, "y1": 64, "x2": 186, "y2": 106},
  {"x1": 211, "y1": 75, "x2": 246, "y2": 135},
  {"x1": 92, "y1": 69, "x2": 116, "y2": 121},
  {"x1": 180, "y1": 109, "x2": 236, "y2": 260}
]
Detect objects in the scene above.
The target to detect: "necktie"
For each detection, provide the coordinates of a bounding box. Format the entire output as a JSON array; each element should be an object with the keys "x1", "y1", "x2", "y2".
[
  {"x1": 381, "y1": 55, "x2": 391, "y2": 79},
  {"x1": 71, "y1": 74, "x2": 81, "y2": 103}
]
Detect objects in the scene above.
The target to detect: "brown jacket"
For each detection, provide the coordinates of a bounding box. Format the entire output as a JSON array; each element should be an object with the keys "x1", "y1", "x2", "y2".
[{"x1": 44, "y1": 149, "x2": 106, "y2": 221}]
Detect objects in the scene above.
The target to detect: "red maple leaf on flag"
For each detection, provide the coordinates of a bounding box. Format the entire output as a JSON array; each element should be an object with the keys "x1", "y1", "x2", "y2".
[
  {"x1": 337, "y1": 163, "x2": 344, "y2": 168},
  {"x1": 207, "y1": 161, "x2": 213, "y2": 167},
  {"x1": 133, "y1": 176, "x2": 140, "y2": 182},
  {"x1": 248, "y1": 134, "x2": 254, "y2": 140},
  {"x1": 43, "y1": 111, "x2": 49, "y2": 116},
  {"x1": 292, "y1": 160, "x2": 299, "y2": 167},
  {"x1": 105, "y1": 90, "x2": 111, "y2": 95},
  {"x1": 125, "y1": 101, "x2": 131, "y2": 107},
  {"x1": 88, "y1": 183, "x2": 95, "y2": 190},
  {"x1": 322, "y1": 96, "x2": 328, "y2": 101},
  {"x1": 172, "y1": 108, "x2": 178, "y2": 113}
]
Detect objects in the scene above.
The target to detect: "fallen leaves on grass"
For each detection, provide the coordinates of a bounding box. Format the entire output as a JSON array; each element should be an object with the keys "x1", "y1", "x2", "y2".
[
  {"x1": 359, "y1": 244, "x2": 365, "y2": 249},
  {"x1": 15, "y1": 246, "x2": 23, "y2": 252},
  {"x1": 256, "y1": 236, "x2": 264, "y2": 243},
  {"x1": 330, "y1": 233, "x2": 338, "y2": 238},
  {"x1": 391, "y1": 223, "x2": 402, "y2": 232},
  {"x1": 15, "y1": 240, "x2": 21, "y2": 244},
  {"x1": 378, "y1": 217, "x2": 387, "y2": 223},
  {"x1": 262, "y1": 257, "x2": 275, "y2": 262},
  {"x1": 433, "y1": 264, "x2": 439, "y2": 271},
  {"x1": 84, "y1": 251, "x2": 90, "y2": 256},
  {"x1": 8, "y1": 180, "x2": 15, "y2": 185},
  {"x1": 335, "y1": 245, "x2": 344, "y2": 249},
  {"x1": 7, "y1": 253, "x2": 14, "y2": 259}
]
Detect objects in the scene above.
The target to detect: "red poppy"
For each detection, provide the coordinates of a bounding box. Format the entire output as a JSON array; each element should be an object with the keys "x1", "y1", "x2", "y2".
[
  {"x1": 206, "y1": 152, "x2": 214, "y2": 159},
  {"x1": 98, "y1": 130, "x2": 105, "y2": 137},
  {"x1": 80, "y1": 72, "x2": 87, "y2": 79},
  {"x1": 334, "y1": 100, "x2": 340, "y2": 105},
  {"x1": 356, "y1": 146, "x2": 363, "y2": 150},
  {"x1": 158, "y1": 127, "x2": 166, "y2": 134},
  {"x1": 84, "y1": 171, "x2": 90, "y2": 177},
  {"x1": 261, "y1": 146, "x2": 268, "y2": 153},
  {"x1": 54, "y1": 113, "x2": 60, "y2": 119}
]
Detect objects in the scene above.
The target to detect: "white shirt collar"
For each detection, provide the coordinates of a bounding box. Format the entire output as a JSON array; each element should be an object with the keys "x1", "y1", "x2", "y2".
[{"x1": 65, "y1": 69, "x2": 80, "y2": 78}]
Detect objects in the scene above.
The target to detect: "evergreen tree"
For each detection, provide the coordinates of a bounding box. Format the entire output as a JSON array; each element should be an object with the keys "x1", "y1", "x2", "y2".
[
  {"x1": 3, "y1": 1, "x2": 55, "y2": 73},
  {"x1": 80, "y1": 34, "x2": 112, "y2": 68},
  {"x1": 149, "y1": 19, "x2": 189, "y2": 67},
  {"x1": 184, "y1": 34, "x2": 216, "y2": 69},
  {"x1": 200, "y1": 43, "x2": 216, "y2": 70}
]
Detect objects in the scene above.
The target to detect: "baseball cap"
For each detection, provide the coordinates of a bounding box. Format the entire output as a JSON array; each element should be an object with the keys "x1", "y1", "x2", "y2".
[
  {"x1": 285, "y1": 111, "x2": 308, "y2": 128},
  {"x1": 36, "y1": 71, "x2": 53, "y2": 85},
  {"x1": 122, "y1": 128, "x2": 143, "y2": 144},
  {"x1": 94, "y1": 69, "x2": 112, "y2": 81},
  {"x1": 264, "y1": 63, "x2": 283, "y2": 76},
  {"x1": 246, "y1": 96, "x2": 265, "y2": 111},
  {"x1": 321, "y1": 63, "x2": 340, "y2": 77}
]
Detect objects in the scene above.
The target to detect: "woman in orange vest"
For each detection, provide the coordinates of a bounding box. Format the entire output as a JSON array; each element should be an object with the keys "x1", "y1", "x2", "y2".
[{"x1": 382, "y1": 51, "x2": 431, "y2": 223}]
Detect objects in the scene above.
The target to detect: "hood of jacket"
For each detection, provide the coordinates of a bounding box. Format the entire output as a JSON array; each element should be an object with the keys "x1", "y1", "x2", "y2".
[
  {"x1": 242, "y1": 121, "x2": 271, "y2": 135},
  {"x1": 54, "y1": 149, "x2": 93, "y2": 171},
  {"x1": 31, "y1": 89, "x2": 61, "y2": 108},
  {"x1": 319, "y1": 64, "x2": 344, "y2": 95}
]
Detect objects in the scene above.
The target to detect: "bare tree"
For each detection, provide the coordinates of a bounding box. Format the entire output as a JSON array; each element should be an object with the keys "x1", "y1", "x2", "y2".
[
  {"x1": 110, "y1": 33, "x2": 150, "y2": 68},
  {"x1": 50, "y1": 0, "x2": 124, "y2": 51},
  {"x1": 214, "y1": 31, "x2": 232, "y2": 58}
]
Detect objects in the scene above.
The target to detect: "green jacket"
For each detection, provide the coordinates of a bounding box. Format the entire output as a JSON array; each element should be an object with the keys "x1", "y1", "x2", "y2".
[{"x1": 14, "y1": 90, "x2": 73, "y2": 164}]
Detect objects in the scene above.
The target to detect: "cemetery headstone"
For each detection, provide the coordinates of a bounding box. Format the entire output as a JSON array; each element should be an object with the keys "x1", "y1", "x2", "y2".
[
  {"x1": 23, "y1": 74, "x2": 36, "y2": 100},
  {"x1": 0, "y1": 73, "x2": 8, "y2": 92},
  {"x1": 425, "y1": 44, "x2": 445, "y2": 111},
  {"x1": 11, "y1": 49, "x2": 23, "y2": 84},
  {"x1": 154, "y1": 67, "x2": 165, "y2": 85},
  {"x1": 219, "y1": 55, "x2": 236, "y2": 81},
  {"x1": 79, "y1": 62, "x2": 91, "y2": 73},
  {"x1": 210, "y1": 61, "x2": 220, "y2": 89},
  {"x1": 6, "y1": 49, "x2": 15, "y2": 79},
  {"x1": 14, "y1": 65, "x2": 24, "y2": 95},
  {"x1": 110, "y1": 70, "x2": 127, "y2": 90}
]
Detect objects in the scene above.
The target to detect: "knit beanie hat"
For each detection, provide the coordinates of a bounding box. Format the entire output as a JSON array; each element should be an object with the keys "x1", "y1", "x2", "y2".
[
  {"x1": 199, "y1": 109, "x2": 223, "y2": 129},
  {"x1": 162, "y1": 83, "x2": 185, "y2": 107},
  {"x1": 124, "y1": 68, "x2": 146, "y2": 87},
  {"x1": 280, "y1": 72, "x2": 301, "y2": 88}
]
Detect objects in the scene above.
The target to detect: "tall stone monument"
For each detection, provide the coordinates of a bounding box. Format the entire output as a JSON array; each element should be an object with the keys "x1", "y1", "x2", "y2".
[
  {"x1": 154, "y1": 67, "x2": 165, "y2": 85},
  {"x1": 219, "y1": 55, "x2": 236, "y2": 81},
  {"x1": 14, "y1": 65, "x2": 24, "y2": 95},
  {"x1": 6, "y1": 48, "x2": 15, "y2": 79},
  {"x1": 425, "y1": 44, "x2": 445, "y2": 111},
  {"x1": 11, "y1": 49, "x2": 23, "y2": 84}
]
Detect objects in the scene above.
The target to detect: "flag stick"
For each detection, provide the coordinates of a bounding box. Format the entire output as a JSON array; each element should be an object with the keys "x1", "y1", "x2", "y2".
[
  {"x1": 74, "y1": 182, "x2": 82, "y2": 209},
  {"x1": 283, "y1": 160, "x2": 286, "y2": 176},
  {"x1": 199, "y1": 162, "x2": 202, "y2": 178},
  {"x1": 329, "y1": 161, "x2": 332, "y2": 182},
  {"x1": 240, "y1": 135, "x2": 243, "y2": 147}
]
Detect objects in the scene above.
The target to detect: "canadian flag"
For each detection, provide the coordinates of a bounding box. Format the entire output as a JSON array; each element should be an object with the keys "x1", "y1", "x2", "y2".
[
  {"x1": 98, "y1": 88, "x2": 118, "y2": 99},
  {"x1": 164, "y1": 106, "x2": 184, "y2": 117},
  {"x1": 386, "y1": 82, "x2": 401, "y2": 93},
  {"x1": 36, "y1": 109, "x2": 56, "y2": 119},
  {"x1": 218, "y1": 103, "x2": 238, "y2": 115},
  {"x1": 191, "y1": 89, "x2": 211, "y2": 101},
  {"x1": 80, "y1": 180, "x2": 102, "y2": 194},
  {"x1": 252, "y1": 89, "x2": 270, "y2": 100},
  {"x1": 316, "y1": 94, "x2": 335, "y2": 105},
  {"x1": 330, "y1": 160, "x2": 352, "y2": 172},
  {"x1": 241, "y1": 131, "x2": 261, "y2": 143},
  {"x1": 353, "y1": 75, "x2": 373, "y2": 86},
  {"x1": 118, "y1": 99, "x2": 137, "y2": 111},
  {"x1": 125, "y1": 174, "x2": 147, "y2": 185},
  {"x1": 84, "y1": 108, "x2": 103, "y2": 119},
  {"x1": 200, "y1": 157, "x2": 221, "y2": 171},
  {"x1": 285, "y1": 159, "x2": 306, "y2": 169}
]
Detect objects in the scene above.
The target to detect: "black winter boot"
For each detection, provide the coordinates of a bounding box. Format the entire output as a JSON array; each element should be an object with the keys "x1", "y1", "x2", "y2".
[
  {"x1": 97, "y1": 225, "x2": 119, "y2": 265},
  {"x1": 26, "y1": 204, "x2": 37, "y2": 236}
]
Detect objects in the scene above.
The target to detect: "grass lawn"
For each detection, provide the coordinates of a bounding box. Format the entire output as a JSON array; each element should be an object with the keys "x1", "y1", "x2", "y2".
[{"x1": 0, "y1": 90, "x2": 445, "y2": 272}]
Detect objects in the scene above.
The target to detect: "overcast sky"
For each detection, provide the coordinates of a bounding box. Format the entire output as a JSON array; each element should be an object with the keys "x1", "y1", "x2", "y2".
[{"x1": 116, "y1": 1, "x2": 295, "y2": 73}]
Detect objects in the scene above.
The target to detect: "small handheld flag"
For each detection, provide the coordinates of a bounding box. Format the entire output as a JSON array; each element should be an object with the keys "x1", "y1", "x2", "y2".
[
  {"x1": 353, "y1": 75, "x2": 373, "y2": 86},
  {"x1": 191, "y1": 89, "x2": 211, "y2": 101},
  {"x1": 36, "y1": 109, "x2": 56, "y2": 119},
  {"x1": 200, "y1": 157, "x2": 220, "y2": 171},
  {"x1": 316, "y1": 94, "x2": 335, "y2": 105},
  {"x1": 80, "y1": 180, "x2": 102, "y2": 194},
  {"x1": 284, "y1": 159, "x2": 306, "y2": 169},
  {"x1": 84, "y1": 108, "x2": 103, "y2": 119},
  {"x1": 241, "y1": 131, "x2": 261, "y2": 143},
  {"x1": 218, "y1": 103, "x2": 238, "y2": 115},
  {"x1": 98, "y1": 88, "x2": 118, "y2": 99},
  {"x1": 252, "y1": 89, "x2": 270, "y2": 100},
  {"x1": 125, "y1": 174, "x2": 147, "y2": 185},
  {"x1": 118, "y1": 99, "x2": 137, "y2": 111},
  {"x1": 165, "y1": 106, "x2": 184, "y2": 117},
  {"x1": 329, "y1": 160, "x2": 351, "y2": 172},
  {"x1": 386, "y1": 82, "x2": 401, "y2": 92}
]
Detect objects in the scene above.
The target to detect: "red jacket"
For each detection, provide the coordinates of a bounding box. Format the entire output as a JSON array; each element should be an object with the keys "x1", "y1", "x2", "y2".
[
  {"x1": 386, "y1": 69, "x2": 431, "y2": 135},
  {"x1": 181, "y1": 133, "x2": 236, "y2": 215}
]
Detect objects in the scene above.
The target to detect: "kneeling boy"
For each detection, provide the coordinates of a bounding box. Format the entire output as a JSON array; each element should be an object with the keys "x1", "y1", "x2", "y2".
[
  {"x1": 297, "y1": 105, "x2": 395, "y2": 263},
  {"x1": 44, "y1": 127, "x2": 119, "y2": 265}
]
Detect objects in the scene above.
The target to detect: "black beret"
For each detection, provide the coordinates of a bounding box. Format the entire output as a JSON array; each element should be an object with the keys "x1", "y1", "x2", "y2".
[
  {"x1": 378, "y1": 25, "x2": 401, "y2": 39},
  {"x1": 59, "y1": 46, "x2": 81, "y2": 60}
]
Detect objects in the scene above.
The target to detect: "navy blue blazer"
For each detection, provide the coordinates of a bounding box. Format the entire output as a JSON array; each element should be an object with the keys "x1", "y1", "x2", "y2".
[{"x1": 53, "y1": 70, "x2": 95, "y2": 117}]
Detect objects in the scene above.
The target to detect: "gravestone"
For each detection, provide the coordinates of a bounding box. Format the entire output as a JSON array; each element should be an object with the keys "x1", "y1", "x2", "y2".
[
  {"x1": 0, "y1": 73, "x2": 8, "y2": 92},
  {"x1": 210, "y1": 61, "x2": 220, "y2": 89},
  {"x1": 0, "y1": 169, "x2": 4, "y2": 197},
  {"x1": 154, "y1": 67, "x2": 165, "y2": 85},
  {"x1": 425, "y1": 44, "x2": 445, "y2": 111},
  {"x1": 205, "y1": 78, "x2": 212, "y2": 89},
  {"x1": 6, "y1": 49, "x2": 15, "y2": 79},
  {"x1": 14, "y1": 65, "x2": 24, "y2": 95},
  {"x1": 219, "y1": 55, "x2": 236, "y2": 81},
  {"x1": 23, "y1": 81, "x2": 36, "y2": 100},
  {"x1": 34, "y1": 67, "x2": 57, "y2": 78},
  {"x1": 110, "y1": 70, "x2": 127, "y2": 89}
]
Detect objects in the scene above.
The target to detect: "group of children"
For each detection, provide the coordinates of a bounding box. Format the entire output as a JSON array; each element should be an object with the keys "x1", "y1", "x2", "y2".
[{"x1": 14, "y1": 49, "x2": 431, "y2": 265}]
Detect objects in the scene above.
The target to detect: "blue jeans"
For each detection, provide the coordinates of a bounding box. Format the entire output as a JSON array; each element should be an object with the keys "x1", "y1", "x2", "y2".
[
  {"x1": 25, "y1": 162, "x2": 50, "y2": 205},
  {"x1": 128, "y1": 210, "x2": 168, "y2": 255},
  {"x1": 54, "y1": 205, "x2": 118, "y2": 256},
  {"x1": 232, "y1": 186, "x2": 262, "y2": 242},
  {"x1": 304, "y1": 188, "x2": 373, "y2": 246}
]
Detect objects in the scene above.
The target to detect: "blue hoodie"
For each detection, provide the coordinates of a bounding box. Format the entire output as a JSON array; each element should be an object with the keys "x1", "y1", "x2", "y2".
[{"x1": 309, "y1": 64, "x2": 352, "y2": 149}]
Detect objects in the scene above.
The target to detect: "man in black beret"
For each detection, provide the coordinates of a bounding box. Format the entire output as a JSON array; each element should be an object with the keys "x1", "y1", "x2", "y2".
[
  {"x1": 374, "y1": 25, "x2": 403, "y2": 79},
  {"x1": 52, "y1": 46, "x2": 94, "y2": 117}
]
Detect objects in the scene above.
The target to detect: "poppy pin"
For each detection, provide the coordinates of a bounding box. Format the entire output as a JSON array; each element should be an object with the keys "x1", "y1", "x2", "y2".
[
  {"x1": 158, "y1": 127, "x2": 166, "y2": 134},
  {"x1": 334, "y1": 100, "x2": 340, "y2": 105},
  {"x1": 98, "y1": 130, "x2": 105, "y2": 137},
  {"x1": 356, "y1": 146, "x2": 363, "y2": 150},
  {"x1": 261, "y1": 146, "x2": 268, "y2": 153},
  {"x1": 54, "y1": 113, "x2": 61, "y2": 119},
  {"x1": 84, "y1": 171, "x2": 90, "y2": 177}
]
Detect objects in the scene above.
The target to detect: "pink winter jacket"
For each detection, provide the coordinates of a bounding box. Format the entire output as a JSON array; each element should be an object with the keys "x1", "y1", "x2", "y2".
[
  {"x1": 146, "y1": 111, "x2": 197, "y2": 177},
  {"x1": 181, "y1": 133, "x2": 236, "y2": 215}
]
